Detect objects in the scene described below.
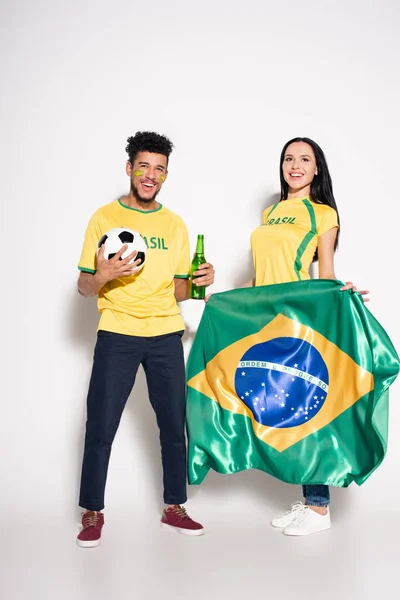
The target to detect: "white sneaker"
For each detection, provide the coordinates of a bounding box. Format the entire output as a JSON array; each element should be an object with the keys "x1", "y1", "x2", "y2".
[
  {"x1": 282, "y1": 506, "x2": 331, "y2": 536},
  {"x1": 271, "y1": 501, "x2": 306, "y2": 528}
]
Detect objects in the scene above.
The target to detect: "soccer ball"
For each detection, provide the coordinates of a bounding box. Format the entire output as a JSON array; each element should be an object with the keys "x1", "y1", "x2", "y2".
[{"x1": 97, "y1": 227, "x2": 147, "y2": 271}]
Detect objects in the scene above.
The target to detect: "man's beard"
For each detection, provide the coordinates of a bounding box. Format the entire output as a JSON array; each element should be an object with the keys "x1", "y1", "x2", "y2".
[{"x1": 131, "y1": 180, "x2": 160, "y2": 204}]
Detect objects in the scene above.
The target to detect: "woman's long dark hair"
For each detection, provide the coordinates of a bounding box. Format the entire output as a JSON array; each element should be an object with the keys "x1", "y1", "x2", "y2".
[{"x1": 279, "y1": 137, "x2": 340, "y2": 257}]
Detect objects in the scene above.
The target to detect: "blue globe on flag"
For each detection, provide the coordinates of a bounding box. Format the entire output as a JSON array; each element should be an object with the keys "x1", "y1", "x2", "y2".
[{"x1": 234, "y1": 337, "x2": 329, "y2": 428}]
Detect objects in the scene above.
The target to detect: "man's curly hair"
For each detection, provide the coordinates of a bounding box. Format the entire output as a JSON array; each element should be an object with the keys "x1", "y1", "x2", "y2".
[{"x1": 125, "y1": 131, "x2": 174, "y2": 165}]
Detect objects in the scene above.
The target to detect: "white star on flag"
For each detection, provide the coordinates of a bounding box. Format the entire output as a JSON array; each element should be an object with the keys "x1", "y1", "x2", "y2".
[
  {"x1": 294, "y1": 363, "x2": 298, "y2": 368},
  {"x1": 241, "y1": 372, "x2": 246, "y2": 376}
]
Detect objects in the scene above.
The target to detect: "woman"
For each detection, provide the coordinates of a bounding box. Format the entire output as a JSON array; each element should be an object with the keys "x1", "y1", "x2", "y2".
[{"x1": 249, "y1": 137, "x2": 368, "y2": 536}]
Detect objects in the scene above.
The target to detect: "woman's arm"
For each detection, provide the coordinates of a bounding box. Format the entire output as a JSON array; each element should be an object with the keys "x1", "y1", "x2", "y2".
[
  {"x1": 205, "y1": 275, "x2": 254, "y2": 303},
  {"x1": 241, "y1": 278, "x2": 256, "y2": 288},
  {"x1": 317, "y1": 228, "x2": 370, "y2": 301},
  {"x1": 317, "y1": 228, "x2": 338, "y2": 279}
]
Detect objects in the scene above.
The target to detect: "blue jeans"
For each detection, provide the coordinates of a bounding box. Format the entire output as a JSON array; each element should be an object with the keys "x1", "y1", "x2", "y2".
[
  {"x1": 79, "y1": 330, "x2": 187, "y2": 511},
  {"x1": 302, "y1": 485, "x2": 330, "y2": 507}
]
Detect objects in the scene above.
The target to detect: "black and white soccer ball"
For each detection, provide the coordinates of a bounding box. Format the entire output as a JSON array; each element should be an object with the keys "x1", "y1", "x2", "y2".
[{"x1": 97, "y1": 228, "x2": 146, "y2": 271}]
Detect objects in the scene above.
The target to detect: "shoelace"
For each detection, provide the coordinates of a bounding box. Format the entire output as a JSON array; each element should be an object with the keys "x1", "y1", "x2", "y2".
[
  {"x1": 82, "y1": 511, "x2": 101, "y2": 529},
  {"x1": 288, "y1": 501, "x2": 306, "y2": 516},
  {"x1": 290, "y1": 505, "x2": 309, "y2": 525},
  {"x1": 168, "y1": 506, "x2": 190, "y2": 523}
]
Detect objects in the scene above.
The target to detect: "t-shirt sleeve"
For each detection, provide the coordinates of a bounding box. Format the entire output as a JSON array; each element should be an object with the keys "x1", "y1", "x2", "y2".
[
  {"x1": 262, "y1": 208, "x2": 268, "y2": 224},
  {"x1": 262, "y1": 203, "x2": 278, "y2": 224},
  {"x1": 174, "y1": 222, "x2": 190, "y2": 279},
  {"x1": 78, "y1": 213, "x2": 103, "y2": 274},
  {"x1": 317, "y1": 206, "x2": 339, "y2": 236}
]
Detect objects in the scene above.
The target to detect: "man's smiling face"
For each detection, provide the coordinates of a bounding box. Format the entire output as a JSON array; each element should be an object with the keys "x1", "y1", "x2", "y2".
[{"x1": 128, "y1": 151, "x2": 168, "y2": 203}]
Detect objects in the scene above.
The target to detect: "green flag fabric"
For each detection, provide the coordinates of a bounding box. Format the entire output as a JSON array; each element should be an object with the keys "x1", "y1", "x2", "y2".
[{"x1": 186, "y1": 280, "x2": 399, "y2": 487}]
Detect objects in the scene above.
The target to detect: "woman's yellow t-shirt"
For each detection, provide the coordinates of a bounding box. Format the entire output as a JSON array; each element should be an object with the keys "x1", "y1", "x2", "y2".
[{"x1": 251, "y1": 197, "x2": 338, "y2": 285}]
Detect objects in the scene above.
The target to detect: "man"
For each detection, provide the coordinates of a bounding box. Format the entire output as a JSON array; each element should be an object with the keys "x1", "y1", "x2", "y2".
[{"x1": 76, "y1": 131, "x2": 214, "y2": 547}]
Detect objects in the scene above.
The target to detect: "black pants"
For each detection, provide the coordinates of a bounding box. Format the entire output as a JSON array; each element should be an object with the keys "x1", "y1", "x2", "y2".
[{"x1": 79, "y1": 330, "x2": 187, "y2": 511}]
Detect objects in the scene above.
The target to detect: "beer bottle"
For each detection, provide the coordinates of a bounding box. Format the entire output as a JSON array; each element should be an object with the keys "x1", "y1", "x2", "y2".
[{"x1": 190, "y1": 234, "x2": 206, "y2": 300}]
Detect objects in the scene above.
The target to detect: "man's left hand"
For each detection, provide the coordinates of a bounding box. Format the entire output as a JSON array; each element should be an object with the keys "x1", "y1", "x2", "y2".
[{"x1": 192, "y1": 263, "x2": 215, "y2": 287}]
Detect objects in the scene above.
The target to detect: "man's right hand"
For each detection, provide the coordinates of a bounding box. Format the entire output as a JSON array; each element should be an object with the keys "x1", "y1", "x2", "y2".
[{"x1": 95, "y1": 243, "x2": 142, "y2": 285}]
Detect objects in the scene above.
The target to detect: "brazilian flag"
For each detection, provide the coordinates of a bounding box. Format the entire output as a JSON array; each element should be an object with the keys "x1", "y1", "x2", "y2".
[{"x1": 186, "y1": 280, "x2": 399, "y2": 487}]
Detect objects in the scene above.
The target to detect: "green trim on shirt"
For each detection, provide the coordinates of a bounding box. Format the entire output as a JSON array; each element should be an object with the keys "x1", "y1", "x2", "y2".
[
  {"x1": 118, "y1": 198, "x2": 163, "y2": 213},
  {"x1": 293, "y1": 199, "x2": 317, "y2": 281},
  {"x1": 79, "y1": 266, "x2": 96, "y2": 274},
  {"x1": 265, "y1": 203, "x2": 279, "y2": 220},
  {"x1": 174, "y1": 274, "x2": 190, "y2": 279}
]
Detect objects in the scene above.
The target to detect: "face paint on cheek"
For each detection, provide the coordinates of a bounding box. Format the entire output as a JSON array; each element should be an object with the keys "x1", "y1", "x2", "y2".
[
  {"x1": 134, "y1": 170, "x2": 144, "y2": 177},
  {"x1": 160, "y1": 175, "x2": 165, "y2": 182}
]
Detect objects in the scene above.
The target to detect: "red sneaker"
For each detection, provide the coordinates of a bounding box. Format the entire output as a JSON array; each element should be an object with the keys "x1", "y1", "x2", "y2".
[
  {"x1": 76, "y1": 511, "x2": 104, "y2": 547},
  {"x1": 161, "y1": 506, "x2": 204, "y2": 536}
]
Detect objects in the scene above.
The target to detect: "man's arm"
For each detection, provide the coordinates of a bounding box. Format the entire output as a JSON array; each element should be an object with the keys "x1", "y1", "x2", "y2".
[
  {"x1": 78, "y1": 244, "x2": 141, "y2": 298},
  {"x1": 174, "y1": 262, "x2": 215, "y2": 302},
  {"x1": 78, "y1": 271, "x2": 108, "y2": 297},
  {"x1": 174, "y1": 278, "x2": 190, "y2": 302}
]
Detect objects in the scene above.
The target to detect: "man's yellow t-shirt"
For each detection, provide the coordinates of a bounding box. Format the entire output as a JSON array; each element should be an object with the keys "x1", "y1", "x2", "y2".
[
  {"x1": 78, "y1": 199, "x2": 190, "y2": 337},
  {"x1": 251, "y1": 196, "x2": 338, "y2": 285}
]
